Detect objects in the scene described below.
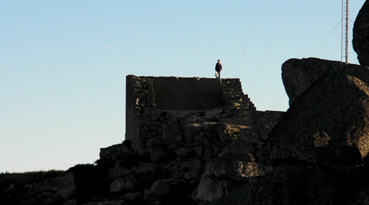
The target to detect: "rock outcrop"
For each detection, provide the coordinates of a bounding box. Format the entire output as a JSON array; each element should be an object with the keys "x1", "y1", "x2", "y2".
[
  {"x1": 107, "y1": 76, "x2": 282, "y2": 204},
  {"x1": 274, "y1": 60, "x2": 369, "y2": 165},
  {"x1": 282, "y1": 57, "x2": 345, "y2": 105},
  {"x1": 353, "y1": 0, "x2": 369, "y2": 66},
  {"x1": 213, "y1": 58, "x2": 369, "y2": 205}
]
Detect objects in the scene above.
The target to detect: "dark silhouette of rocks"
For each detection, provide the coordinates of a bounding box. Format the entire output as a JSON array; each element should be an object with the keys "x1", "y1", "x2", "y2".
[
  {"x1": 353, "y1": 0, "x2": 369, "y2": 66},
  {"x1": 274, "y1": 60, "x2": 369, "y2": 165},
  {"x1": 282, "y1": 57, "x2": 344, "y2": 105},
  {"x1": 211, "y1": 58, "x2": 369, "y2": 205}
]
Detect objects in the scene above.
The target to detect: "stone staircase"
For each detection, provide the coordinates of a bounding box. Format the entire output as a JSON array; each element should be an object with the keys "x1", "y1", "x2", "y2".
[{"x1": 220, "y1": 79, "x2": 256, "y2": 112}]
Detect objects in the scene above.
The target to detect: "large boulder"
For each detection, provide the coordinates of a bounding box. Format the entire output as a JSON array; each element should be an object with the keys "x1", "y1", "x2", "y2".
[
  {"x1": 271, "y1": 63, "x2": 369, "y2": 165},
  {"x1": 353, "y1": 0, "x2": 369, "y2": 66},
  {"x1": 282, "y1": 58, "x2": 344, "y2": 105}
]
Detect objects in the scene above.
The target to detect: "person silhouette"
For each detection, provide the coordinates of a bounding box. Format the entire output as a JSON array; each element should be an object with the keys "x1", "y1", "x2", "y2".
[{"x1": 215, "y1": 59, "x2": 222, "y2": 79}]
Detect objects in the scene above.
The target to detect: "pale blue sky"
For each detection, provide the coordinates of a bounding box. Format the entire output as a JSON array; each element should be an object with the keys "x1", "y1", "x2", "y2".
[{"x1": 1, "y1": 0, "x2": 366, "y2": 172}]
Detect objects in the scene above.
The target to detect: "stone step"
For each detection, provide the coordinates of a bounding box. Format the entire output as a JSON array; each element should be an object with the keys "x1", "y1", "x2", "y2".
[{"x1": 219, "y1": 78, "x2": 256, "y2": 111}]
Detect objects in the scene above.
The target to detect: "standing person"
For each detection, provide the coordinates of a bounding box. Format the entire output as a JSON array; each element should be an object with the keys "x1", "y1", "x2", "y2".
[{"x1": 215, "y1": 59, "x2": 222, "y2": 79}]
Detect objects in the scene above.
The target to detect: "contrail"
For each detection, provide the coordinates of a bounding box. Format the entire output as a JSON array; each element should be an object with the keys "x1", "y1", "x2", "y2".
[{"x1": 102, "y1": 44, "x2": 118, "y2": 50}]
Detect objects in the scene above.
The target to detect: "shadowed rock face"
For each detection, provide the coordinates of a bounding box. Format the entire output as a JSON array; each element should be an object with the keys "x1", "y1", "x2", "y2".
[
  {"x1": 273, "y1": 63, "x2": 369, "y2": 165},
  {"x1": 216, "y1": 59, "x2": 369, "y2": 205},
  {"x1": 282, "y1": 58, "x2": 345, "y2": 105},
  {"x1": 353, "y1": 0, "x2": 369, "y2": 66}
]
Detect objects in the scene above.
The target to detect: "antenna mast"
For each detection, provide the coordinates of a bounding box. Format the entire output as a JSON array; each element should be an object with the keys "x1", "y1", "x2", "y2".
[{"x1": 341, "y1": 0, "x2": 349, "y2": 64}]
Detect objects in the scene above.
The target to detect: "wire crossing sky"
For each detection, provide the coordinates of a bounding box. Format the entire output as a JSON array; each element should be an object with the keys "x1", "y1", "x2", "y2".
[{"x1": 1, "y1": 0, "x2": 366, "y2": 172}]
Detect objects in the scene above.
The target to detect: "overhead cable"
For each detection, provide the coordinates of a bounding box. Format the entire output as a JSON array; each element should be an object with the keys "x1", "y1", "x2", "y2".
[
  {"x1": 314, "y1": 20, "x2": 341, "y2": 56},
  {"x1": 235, "y1": 0, "x2": 266, "y2": 76},
  {"x1": 246, "y1": 0, "x2": 294, "y2": 92}
]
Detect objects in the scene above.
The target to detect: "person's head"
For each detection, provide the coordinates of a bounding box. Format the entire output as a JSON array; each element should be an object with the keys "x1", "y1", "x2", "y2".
[{"x1": 217, "y1": 59, "x2": 221, "y2": 63}]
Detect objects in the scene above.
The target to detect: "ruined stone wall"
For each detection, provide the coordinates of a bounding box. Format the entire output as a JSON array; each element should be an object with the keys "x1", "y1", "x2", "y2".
[
  {"x1": 126, "y1": 76, "x2": 223, "y2": 143},
  {"x1": 125, "y1": 75, "x2": 256, "y2": 150},
  {"x1": 152, "y1": 77, "x2": 224, "y2": 110}
]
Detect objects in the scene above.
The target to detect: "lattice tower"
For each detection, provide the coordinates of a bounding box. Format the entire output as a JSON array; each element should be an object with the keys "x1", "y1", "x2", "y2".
[{"x1": 341, "y1": 0, "x2": 349, "y2": 64}]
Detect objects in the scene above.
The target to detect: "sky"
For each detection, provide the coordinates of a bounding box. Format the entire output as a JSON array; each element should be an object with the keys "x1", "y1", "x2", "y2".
[{"x1": 1, "y1": 0, "x2": 366, "y2": 173}]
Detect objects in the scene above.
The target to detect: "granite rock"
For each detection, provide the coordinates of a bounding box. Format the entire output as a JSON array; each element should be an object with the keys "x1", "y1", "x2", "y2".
[
  {"x1": 353, "y1": 0, "x2": 369, "y2": 66},
  {"x1": 272, "y1": 64, "x2": 369, "y2": 165}
]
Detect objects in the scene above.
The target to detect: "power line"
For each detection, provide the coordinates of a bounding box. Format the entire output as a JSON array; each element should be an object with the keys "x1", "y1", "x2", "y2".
[
  {"x1": 272, "y1": 93, "x2": 286, "y2": 110},
  {"x1": 314, "y1": 19, "x2": 341, "y2": 56},
  {"x1": 246, "y1": 0, "x2": 294, "y2": 92},
  {"x1": 235, "y1": 0, "x2": 266, "y2": 76}
]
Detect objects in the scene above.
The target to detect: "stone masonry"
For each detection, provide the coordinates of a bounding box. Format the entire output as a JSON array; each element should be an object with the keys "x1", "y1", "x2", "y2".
[{"x1": 126, "y1": 75, "x2": 256, "y2": 153}]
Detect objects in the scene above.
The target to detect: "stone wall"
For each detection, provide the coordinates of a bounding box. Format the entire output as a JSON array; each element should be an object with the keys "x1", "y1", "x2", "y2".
[
  {"x1": 152, "y1": 77, "x2": 224, "y2": 110},
  {"x1": 126, "y1": 75, "x2": 256, "y2": 151}
]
